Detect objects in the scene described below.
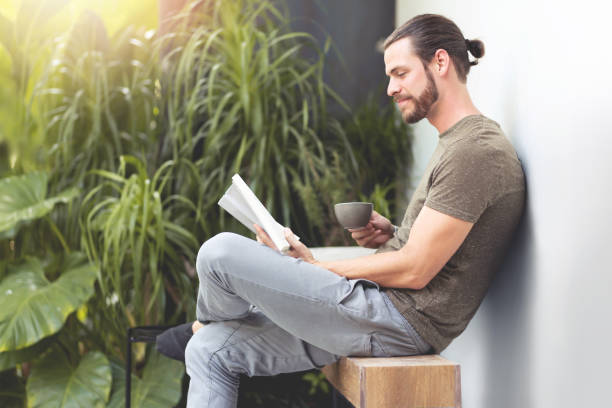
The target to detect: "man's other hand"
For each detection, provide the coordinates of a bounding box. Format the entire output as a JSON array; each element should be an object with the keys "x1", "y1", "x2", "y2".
[
  {"x1": 283, "y1": 228, "x2": 316, "y2": 264},
  {"x1": 254, "y1": 225, "x2": 317, "y2": 265},
  {"x1": 349, "y1": 211, "x2": 394, "y2": 248},
  {"x1": 254, "y1": 224, "x2": 278, "y2": 251}
]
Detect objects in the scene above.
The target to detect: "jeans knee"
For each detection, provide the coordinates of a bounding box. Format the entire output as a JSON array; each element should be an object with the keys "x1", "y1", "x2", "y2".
[
  {"x1": 196, "y1": 232, "x2": 240, "y2": 272},
  {"x1": 185, "y1": 336, "x2": 215, "y2": 377},
  {"x1": 185, "y1": 338, "x2": 240, "y2": 384},
  {"x1": 184, "y1": 336, "x2": 205, "y2": 374}
]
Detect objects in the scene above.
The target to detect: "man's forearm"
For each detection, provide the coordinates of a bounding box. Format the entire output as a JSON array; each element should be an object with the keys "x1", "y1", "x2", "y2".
[{"x1": 315, "y1": 250, "x2": 426, "y2": 289}]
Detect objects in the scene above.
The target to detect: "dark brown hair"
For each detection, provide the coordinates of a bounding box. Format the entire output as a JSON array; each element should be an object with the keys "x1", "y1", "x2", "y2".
[{"x1": 384, "y1": 14, "x2": 485, "y2": 83}]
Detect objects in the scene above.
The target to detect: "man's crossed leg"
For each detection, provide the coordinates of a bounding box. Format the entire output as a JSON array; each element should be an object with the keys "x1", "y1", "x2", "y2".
[{"x1": 183, "y1": 232, "x2": 430, "y2": 407}]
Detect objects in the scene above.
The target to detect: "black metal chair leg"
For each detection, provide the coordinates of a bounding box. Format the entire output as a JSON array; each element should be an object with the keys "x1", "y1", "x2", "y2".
[
  {"x1": 332, "y1": 387, "x2": 339, "y2": 408},
  {"x1": 126, "y1": 329, "x2": 132, "y2": 408},
  {"x1": 126, "y1": 325, "x2": 174, "y2": 408}
]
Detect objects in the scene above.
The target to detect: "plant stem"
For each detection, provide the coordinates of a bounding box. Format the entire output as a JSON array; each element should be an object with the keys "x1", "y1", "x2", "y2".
[
  {"x1": 74, "y1": 315, "x2": 108, "y2": 355},
  {"x1": 45, "y1": 216, "x2": 70, "y2": 254}
]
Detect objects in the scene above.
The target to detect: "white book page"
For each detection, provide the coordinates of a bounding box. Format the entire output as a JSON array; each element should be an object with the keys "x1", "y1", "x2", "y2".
[
  {"x1": 230, "y1": 174, "x2": 291, "y2": 252},
  {"x1": 218, "y1": 184, "x2": 257, "y2": 234}
]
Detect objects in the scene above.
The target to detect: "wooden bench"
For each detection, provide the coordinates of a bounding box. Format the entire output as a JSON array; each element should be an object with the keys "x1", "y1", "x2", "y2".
[{"x1": 322, "y1": 355, "x2": 461, "y2": 408}]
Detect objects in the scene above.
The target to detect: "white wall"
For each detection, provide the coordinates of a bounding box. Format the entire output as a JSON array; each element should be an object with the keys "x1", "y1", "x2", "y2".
[{"x1": 396, "y1": 1, "x2": 612, "y2": 407}]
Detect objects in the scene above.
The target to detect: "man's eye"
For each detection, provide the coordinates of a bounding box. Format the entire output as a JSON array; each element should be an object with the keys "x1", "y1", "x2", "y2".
[{"x1": 397, "y1": 72, "x2": 407, "y2": 78}]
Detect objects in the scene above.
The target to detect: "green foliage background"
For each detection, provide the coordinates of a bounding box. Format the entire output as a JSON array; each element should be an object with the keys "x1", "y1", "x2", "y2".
[{"x1": 0, "y1": 0, "x2": 412, "y2": 406}]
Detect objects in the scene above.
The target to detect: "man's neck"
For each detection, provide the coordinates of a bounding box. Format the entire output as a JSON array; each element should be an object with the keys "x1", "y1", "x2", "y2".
[{"x1": 426, "y1": 85, "x2": 480, "y2": 134}]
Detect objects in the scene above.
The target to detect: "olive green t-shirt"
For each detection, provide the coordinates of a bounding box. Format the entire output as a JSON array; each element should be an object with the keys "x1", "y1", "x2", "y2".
[{"x1": 378, "y1": 115, "x2": 525, "y2": 353}]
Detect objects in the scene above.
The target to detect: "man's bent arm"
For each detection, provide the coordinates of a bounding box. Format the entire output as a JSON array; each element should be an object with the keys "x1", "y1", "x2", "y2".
[{"x1": 317, "y1": 206, "x2": 474, "y2": 289}]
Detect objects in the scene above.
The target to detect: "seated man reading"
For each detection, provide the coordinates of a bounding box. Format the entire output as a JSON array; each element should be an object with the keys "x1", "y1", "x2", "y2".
[{"x1": 156, "y1": 14, "x2": 526, "y2": 408}]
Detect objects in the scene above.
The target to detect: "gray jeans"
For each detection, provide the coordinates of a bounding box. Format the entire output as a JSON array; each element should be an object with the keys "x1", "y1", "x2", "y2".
[{"x1": 185, "y1": 233, "x2": 431, "y2": 407}]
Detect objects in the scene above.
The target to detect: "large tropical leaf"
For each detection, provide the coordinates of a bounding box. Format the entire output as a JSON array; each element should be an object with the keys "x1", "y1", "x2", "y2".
[
  {"x1": 0, "y1": 336, "x2": 53, "y2": 371},
  {"x1": 107, "y1": 352, "x2": 184, "y2": 408},
  {"x1": 0, "y1": 254, "x2": 97, "y2": 352},
  {"x1": 0, "y1": 369, "x2": 25, "y2": 408},
  {"x1": 27, "y1": 349, "x2": 111, "y2": 408},
  {"x1": 0, "y1": 172, "x2": 79, "y2": 236}
]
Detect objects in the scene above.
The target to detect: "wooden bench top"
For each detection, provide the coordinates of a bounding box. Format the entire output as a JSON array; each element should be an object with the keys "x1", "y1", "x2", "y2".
[{"x1": 322, "y1": 355, "x2": 461, "y2": 408}]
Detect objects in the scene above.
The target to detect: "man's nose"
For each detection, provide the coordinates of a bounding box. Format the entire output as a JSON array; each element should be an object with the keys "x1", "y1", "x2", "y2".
[{"x1": 387, "y1": 78, "x2": 400, "y2": 97}]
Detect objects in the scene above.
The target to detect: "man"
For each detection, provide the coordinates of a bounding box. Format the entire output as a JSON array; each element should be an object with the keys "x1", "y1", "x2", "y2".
[{"x1": 157, "y1": 14, "x2": 525, "y2": 407}]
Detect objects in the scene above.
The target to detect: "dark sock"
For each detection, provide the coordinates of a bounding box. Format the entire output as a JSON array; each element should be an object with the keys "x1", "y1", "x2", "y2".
[{"x1": 155, "y1": 322, "x2": 194, "y2": 363}]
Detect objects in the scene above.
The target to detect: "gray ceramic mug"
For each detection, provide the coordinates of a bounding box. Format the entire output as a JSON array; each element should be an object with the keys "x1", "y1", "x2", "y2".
[{"x1": 334, "y1": 202, "x2": 373, "y2": 230}]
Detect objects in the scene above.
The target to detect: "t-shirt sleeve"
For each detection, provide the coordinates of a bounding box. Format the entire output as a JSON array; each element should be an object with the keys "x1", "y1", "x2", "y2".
[{"x1": 424, "y1": 142, "x2": 499, "y2": 223}]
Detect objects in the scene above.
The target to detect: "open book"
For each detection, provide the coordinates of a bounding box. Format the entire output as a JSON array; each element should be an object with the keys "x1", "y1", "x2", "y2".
[{"x1": 218, "y1": 174, "x2": 297, "y2": 252}]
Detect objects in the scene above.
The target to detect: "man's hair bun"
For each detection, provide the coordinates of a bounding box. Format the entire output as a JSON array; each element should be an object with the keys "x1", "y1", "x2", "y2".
[
  {"x1": 385, "y1": 15, "x2": 485, "y2": 82},
  {"x1": 465, "y1": 39, "x2": 485, "y2": 65}
]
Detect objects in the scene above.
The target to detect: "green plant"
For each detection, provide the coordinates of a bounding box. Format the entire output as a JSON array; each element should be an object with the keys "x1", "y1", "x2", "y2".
[
  {"x1": 156, "y1": 0, "x2": 354, "y2": 246},
  {"x1": 293, "y1": 96, "x2": 413, "y2": 245},
  {"x1": 106, "y1": 352, "x2": 184, "y2": 407},
  {"x1": 81, "y1": 156, "x2": 199, "y2": 354},
  {"x1": 0, "y1": 368, "x2": 25, "y2": 407},
  {"x1": 340, "y1": 94, "x2": 413, "y2": 223},
  {"x1": 302, "y1": 371, "x2": 330, "y2": 395},
  {"x1": 36, "y1": 12, "x2": 161, "y2": 193},
  {"x1": 0, "y1": 168, "x2": 186, "y2": 407},
  {"x1": 26, "y1": 347, "x2": 111, "y2": 408},
  {"x1": 0, "y1": 0, "x2": 71, "y2": 173},
  {"x1": 0, "y1": 2, "x2": 185, "y2": 406},
  {"x1": 0, "y1": 172, "x2": 78, "y2": 245},
  {"x1": 360, "y1": 183, "x2": 395, "y2": 220},
  {"x1": 0, "y1": 0, "x2": 413, "y2": 406},
  {"x1": 0, "y1": 171, "x2": 108, "y2": 407},
  {"x1": 0, "y1": 256, "x2": 96, "y2": 352}
]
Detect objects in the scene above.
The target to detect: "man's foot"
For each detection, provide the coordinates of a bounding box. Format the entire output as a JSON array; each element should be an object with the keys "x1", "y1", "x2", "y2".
[
  {"x1": 192, "y1": 320, "x2": 205, "y2": 332},
  {"x1": 156, "y1": 321, "x2": 203, "y2": 362}
]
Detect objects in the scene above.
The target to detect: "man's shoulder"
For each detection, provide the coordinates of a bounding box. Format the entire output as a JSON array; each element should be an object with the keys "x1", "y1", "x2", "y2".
[
  {"x1": 435, "y1": 117, "x2": 525, "y2": 193},
  {"x1": 443, "y1": 116, "x2": 518, "y2": 164},
  {"x1": 441, "y1": 114, "x2": 499, "y2": 139}
]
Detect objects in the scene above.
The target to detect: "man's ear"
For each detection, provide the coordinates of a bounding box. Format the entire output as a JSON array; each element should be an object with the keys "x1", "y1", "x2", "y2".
[{"x1": 431, "y1": 49, "x2": 451, "y2": 77}]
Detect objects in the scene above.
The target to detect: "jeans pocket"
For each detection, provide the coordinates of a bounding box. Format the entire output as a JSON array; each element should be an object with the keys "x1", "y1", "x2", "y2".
[
  {"x1": 369, "y1": 333, "x2": 389, "y2": 357},
  {"x1": 343, "y1": 333, "x2": 373, "y2": 357},
  {"x1": 381, "y1": 294, "x2": 432, "y2": 355},
  {"x1": 337, "y1": 278, "x2": 380, "y2": 314}
]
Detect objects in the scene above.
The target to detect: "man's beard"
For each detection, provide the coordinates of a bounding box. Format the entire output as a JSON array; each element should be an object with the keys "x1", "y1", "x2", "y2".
[{"x1": 396, "y1": 68, "x2": 439, "y2": 124}]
